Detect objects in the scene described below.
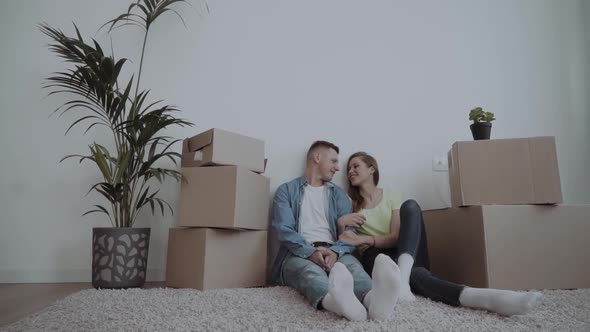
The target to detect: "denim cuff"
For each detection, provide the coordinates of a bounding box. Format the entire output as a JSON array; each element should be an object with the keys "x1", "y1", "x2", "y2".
[
  {"x1": 329, "y1": 244, "x2": 352, "y2": 257},
  {"x1": 292, "y1": 245, "x2": 316, "y2": 258}
]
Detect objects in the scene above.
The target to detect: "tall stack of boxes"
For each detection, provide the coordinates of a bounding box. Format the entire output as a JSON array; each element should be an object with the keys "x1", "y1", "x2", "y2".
[
  {"x1": 166, "y1": 128, "x2": 270, "y2": 290},
  {"x1": 423, "y1": 137, "x2": 590, "y2": 290}
]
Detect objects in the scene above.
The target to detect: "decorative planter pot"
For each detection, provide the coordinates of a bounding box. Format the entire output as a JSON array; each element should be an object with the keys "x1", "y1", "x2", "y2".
[
  {"x1": 92, "y1": 227, "x2": 150, "y2": 289},
  {"x1": 470, "y1": 122, "x2": 492, "y2": 140}
]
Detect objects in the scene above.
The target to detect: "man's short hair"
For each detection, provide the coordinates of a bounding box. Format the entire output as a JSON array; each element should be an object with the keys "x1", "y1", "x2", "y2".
[{"x1": 307, "y1": 140, "x2": 340, "y2": 160}]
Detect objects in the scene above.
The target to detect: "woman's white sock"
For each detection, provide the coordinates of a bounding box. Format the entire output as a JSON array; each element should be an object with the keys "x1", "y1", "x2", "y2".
[
  {"x1": 397, "y1": 253, "x2": 416, "y2": 301},
  {"x1": 459, "y1": 287, "x2": 542, "y2": 316},
  {"x1": 321, "y1": 262, "x2": 367, "y2": 321}
]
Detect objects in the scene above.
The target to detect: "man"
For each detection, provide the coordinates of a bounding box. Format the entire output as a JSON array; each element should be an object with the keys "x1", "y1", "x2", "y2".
[{"x1": 269, "y1": 141, "x2": 402, "y2": 321}]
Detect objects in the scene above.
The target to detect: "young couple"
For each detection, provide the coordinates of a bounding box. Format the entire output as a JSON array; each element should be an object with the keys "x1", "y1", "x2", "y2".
[{"x1": 270, "y1": 140, "x2": 542, "y2": 321}]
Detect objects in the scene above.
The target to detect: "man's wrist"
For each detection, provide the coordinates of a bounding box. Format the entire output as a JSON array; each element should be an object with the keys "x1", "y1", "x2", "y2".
[
  {"x1": 301, "y1": 246, "x2": 318, "y2": 259},
  {"x1": 329, "y1": 248, "x2": 340, "y2": 258}
]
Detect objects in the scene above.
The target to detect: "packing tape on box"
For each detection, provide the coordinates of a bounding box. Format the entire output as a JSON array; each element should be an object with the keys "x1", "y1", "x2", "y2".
[{"x1": 193, "y1": 150, "x2": 204, "y2": 161}]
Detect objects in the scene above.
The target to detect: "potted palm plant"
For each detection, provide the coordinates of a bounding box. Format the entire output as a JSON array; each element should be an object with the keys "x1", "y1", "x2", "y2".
[
  {"x1": 40, "y1": 0, "x2": 196, "y2": 288},
  {"x1": 469, "y1": 107, "x2": 496, "y2": 140}
]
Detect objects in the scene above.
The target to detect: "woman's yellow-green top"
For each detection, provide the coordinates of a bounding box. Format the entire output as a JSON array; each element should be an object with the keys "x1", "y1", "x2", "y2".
[{"x1": 356, "y1": 188, "x2": 402, "y2": 252}]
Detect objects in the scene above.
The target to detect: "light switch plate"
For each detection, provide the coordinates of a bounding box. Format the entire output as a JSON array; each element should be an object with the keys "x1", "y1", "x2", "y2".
[{"x1": 432, "y1": 156, "x2": 448, "y2": 172}]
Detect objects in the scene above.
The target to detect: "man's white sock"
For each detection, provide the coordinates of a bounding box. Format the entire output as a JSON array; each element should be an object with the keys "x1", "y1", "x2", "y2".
[
  {"x1": 321, "y1": 262, "x2": 367, "y2": 321},
  {"x1": 397, "y1": 253, "x2": 416, "y2": 301},
  {"x1": 362, "y1": 254, "x2": 401, "y2": 320},
  {"x1": 459, "y1": 287, "x2": 542, "y2": 316}
]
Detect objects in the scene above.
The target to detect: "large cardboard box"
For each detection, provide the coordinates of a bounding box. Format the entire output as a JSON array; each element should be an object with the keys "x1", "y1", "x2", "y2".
[
  {"x1": 166, "y1": 228, "x2": 267, "y2": 290},
  {"x1": 178, "y1": 165, "x2": 270, "y2": 230},
  {"x1": 448, "y1": 136, "x2": 562, "y2": 207},
  {"x1": 423, "y1": 205, "x2": 590, "y2": 290},
  {"x1": 182, "y1": 128, "x2": 266, "y2": 173}
]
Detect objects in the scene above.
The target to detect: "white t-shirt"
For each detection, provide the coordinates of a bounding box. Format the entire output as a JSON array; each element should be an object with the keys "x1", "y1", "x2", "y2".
[{"x1": 300, "y1": 185, "x2": 335, "y2": 244}]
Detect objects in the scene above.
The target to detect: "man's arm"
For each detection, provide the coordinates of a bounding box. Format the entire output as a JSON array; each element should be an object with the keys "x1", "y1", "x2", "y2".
[{"x1": 272, "y1": 184, "x2": 316, "y2": 258}]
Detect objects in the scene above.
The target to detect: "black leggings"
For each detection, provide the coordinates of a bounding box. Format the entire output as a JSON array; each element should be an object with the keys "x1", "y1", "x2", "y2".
[{"x1": 359, "y1": 199, "x2": 464, "y2": 306}]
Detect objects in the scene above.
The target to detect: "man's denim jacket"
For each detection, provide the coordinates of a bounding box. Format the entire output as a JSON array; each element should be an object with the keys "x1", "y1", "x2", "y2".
[{"x1": 269, "y1": 176, "x2": 356, "y2": 285}]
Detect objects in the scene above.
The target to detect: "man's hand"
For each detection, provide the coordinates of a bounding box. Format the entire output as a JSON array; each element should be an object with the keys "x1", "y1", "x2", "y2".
[
  {"x1": 317, "y1": 247, "x2": 338, "y2": 272},
  {"x1": 338, "y1": 213, "x2": 366, "y2": 228},
  {"x1": 308, "y1": 250, "x2": 328, "y2": 270},
  {"x1": 339, "y1": 230, "x2": 364, "y2": 246}
]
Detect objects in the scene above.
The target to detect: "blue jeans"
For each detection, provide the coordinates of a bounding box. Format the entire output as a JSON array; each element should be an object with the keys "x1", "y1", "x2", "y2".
[{"x1": 281, "y1": 253, "x2": 372, "y2": 309}]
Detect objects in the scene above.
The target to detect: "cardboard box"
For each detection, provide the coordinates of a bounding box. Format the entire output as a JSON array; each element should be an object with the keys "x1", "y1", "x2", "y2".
[
  {"x1": 448, "y1": 136, "x2": 562, "y2": 207},
  {"x1": 178, "y1": 166, "x2": 270, "y2": 230},
  {"x1": 182, "y1": 128, "x2": 266, "y2": 173},
  {"x1": 423, "y1": 205, "x2": 590, "y2": 290},
  {"x1": 166, "y1": 228, "x2": 267, "y2": 290}
]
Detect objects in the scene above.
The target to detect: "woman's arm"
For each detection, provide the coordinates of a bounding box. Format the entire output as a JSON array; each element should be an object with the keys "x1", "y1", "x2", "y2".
[
  {"x1": 337, "y1": 213, "x2": 366, "y2": 234},
  {"x1": 338, "y1": 209, "x2": 401, "y2": 248}
]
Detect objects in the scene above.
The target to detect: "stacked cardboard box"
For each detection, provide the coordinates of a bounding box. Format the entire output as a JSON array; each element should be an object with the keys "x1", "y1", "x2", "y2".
[
  {"x1": 166, "y1": 128, "x2": 270, "y2": 290},
  {"x1": 423, "y1": 137, "x2": 590, "y2": 290}
]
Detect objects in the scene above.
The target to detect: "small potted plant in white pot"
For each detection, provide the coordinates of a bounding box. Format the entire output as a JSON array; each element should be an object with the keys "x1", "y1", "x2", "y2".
[
  {"x1": 469, "y1": 107, "x2": 496, "y2": 140},
  {"x1": 40, "y1": 0, "x2": 198, "y2": 288}
]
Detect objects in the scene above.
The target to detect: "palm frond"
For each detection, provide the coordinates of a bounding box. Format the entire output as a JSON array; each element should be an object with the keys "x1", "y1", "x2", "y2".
[
  {"x1": 41, "y1": 1, "x2": 201, "y2": 227},
  {"x1": 102, "y1": 0, "x2": 190, "y2": 33}
]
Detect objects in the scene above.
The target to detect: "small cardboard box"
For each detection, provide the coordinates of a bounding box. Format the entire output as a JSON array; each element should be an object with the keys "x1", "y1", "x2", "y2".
[
  {"x1": 423, "y1": 205, "x2": 590, "y2": 290},
  {"x1": 166, "y1": 228, "x2": 267, "y2": 290},
  {"x1": 182, "y1": 128, "x2": 265, "y2": 173},
  {"x1": 448, "y1": 136, "x2": 562, "y2": 207},
  {"x1": 178, "y1": 165, "x2": 270, "y2": 230}
]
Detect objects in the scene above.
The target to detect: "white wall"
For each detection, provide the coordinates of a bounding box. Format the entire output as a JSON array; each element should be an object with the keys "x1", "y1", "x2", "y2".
[{"x1": 1, "y1": 0, "x2": 588, "y2": 283}]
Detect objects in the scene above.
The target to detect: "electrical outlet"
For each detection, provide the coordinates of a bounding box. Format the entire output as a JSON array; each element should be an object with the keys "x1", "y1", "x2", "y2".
[{"x1": 432, "y1": 156, "x2": 448, "y2": 172}]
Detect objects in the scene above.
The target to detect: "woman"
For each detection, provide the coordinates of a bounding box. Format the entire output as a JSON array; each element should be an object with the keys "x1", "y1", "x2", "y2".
[{"x1": 338, "y1": 151, "x2": 542, "y2": 317}]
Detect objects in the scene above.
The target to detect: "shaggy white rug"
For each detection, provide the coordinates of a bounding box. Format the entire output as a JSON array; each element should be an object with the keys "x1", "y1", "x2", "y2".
[{"x1": 3, "y1": 287, "x2": 590, "y2": 331}]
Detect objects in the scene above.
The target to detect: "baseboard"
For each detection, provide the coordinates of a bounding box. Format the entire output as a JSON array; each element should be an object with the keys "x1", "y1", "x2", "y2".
[{"x1": 0, "y1": 268, "x2": 165, "y2": 283}]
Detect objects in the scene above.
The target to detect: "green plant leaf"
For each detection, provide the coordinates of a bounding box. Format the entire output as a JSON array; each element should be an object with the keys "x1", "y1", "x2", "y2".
[
  {"x1": 112, "y1": 76, "x2": 134, "y2": 122},
  {"x1": 113, "y1": 152, "x2": 130, "y2": 184},
  {"x1": 136, "y1": 187, "x2": 150, "y2": 209},
  {"x1": 82, "y1": 204, "x2": 111, "y2": 217},
  {"x1": 60, "y1": 153, "x2": 95, "y2": 164},
  {"x1": 159, "y1": 198, "x2": 174, "y2": 215},
  {"x1": 91, "y1": 144, "x2": 113, "y2": 183},
  {"x1": 64, "y1": 115, "x2": 104, "y2": 135},
  {"x1": 83, "y1": 120, "x2": 109, "y2": 135},
  {"x1": 91, "y1": 182, "x2": 117, "y2": 202}
]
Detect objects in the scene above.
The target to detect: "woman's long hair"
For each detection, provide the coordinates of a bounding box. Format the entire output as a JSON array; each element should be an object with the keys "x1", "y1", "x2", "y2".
[{"x1": 347, "y1": 152, "x2": 380, "y2": 212}]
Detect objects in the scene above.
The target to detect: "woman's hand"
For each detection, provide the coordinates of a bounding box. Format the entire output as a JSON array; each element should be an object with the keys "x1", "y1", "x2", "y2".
[
  {"x1": 338, "y1": 213, "x2": 366, "y2": 228},
  {"x1": 339, "y1": 230, "x2": 364, "y2": 246}
]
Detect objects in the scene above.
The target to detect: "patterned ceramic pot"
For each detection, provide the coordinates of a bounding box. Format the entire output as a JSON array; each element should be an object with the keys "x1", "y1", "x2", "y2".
[{"x1": 92, "y1": 227, "x2": 150, "y2": 289}]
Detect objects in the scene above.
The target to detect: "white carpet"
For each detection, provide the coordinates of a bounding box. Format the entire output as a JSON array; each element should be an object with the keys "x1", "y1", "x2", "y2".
[{"x1": 3, "y1": 287, "x2": 590, "y2": 331}]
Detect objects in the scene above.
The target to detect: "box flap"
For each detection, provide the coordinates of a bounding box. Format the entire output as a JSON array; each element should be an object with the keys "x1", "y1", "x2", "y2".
[
  {"x1": 182, "y1": 138, "x2": 190, "y2": 154},
  {"x1": 181, "y1": 145, "x2": 214, "y2": 168},
  {"x1": 448, "y1": 145, "x2": 462, "y2": 207},
  {"x1": 528, "y1": 137, "x2": 563, "y2": 204},
  {"x1": 186, "y1": 128, "x2": 214, "y2": 152},
  {"x1": 209, "y1": 129, "x2": 265, "y2": 172}
]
